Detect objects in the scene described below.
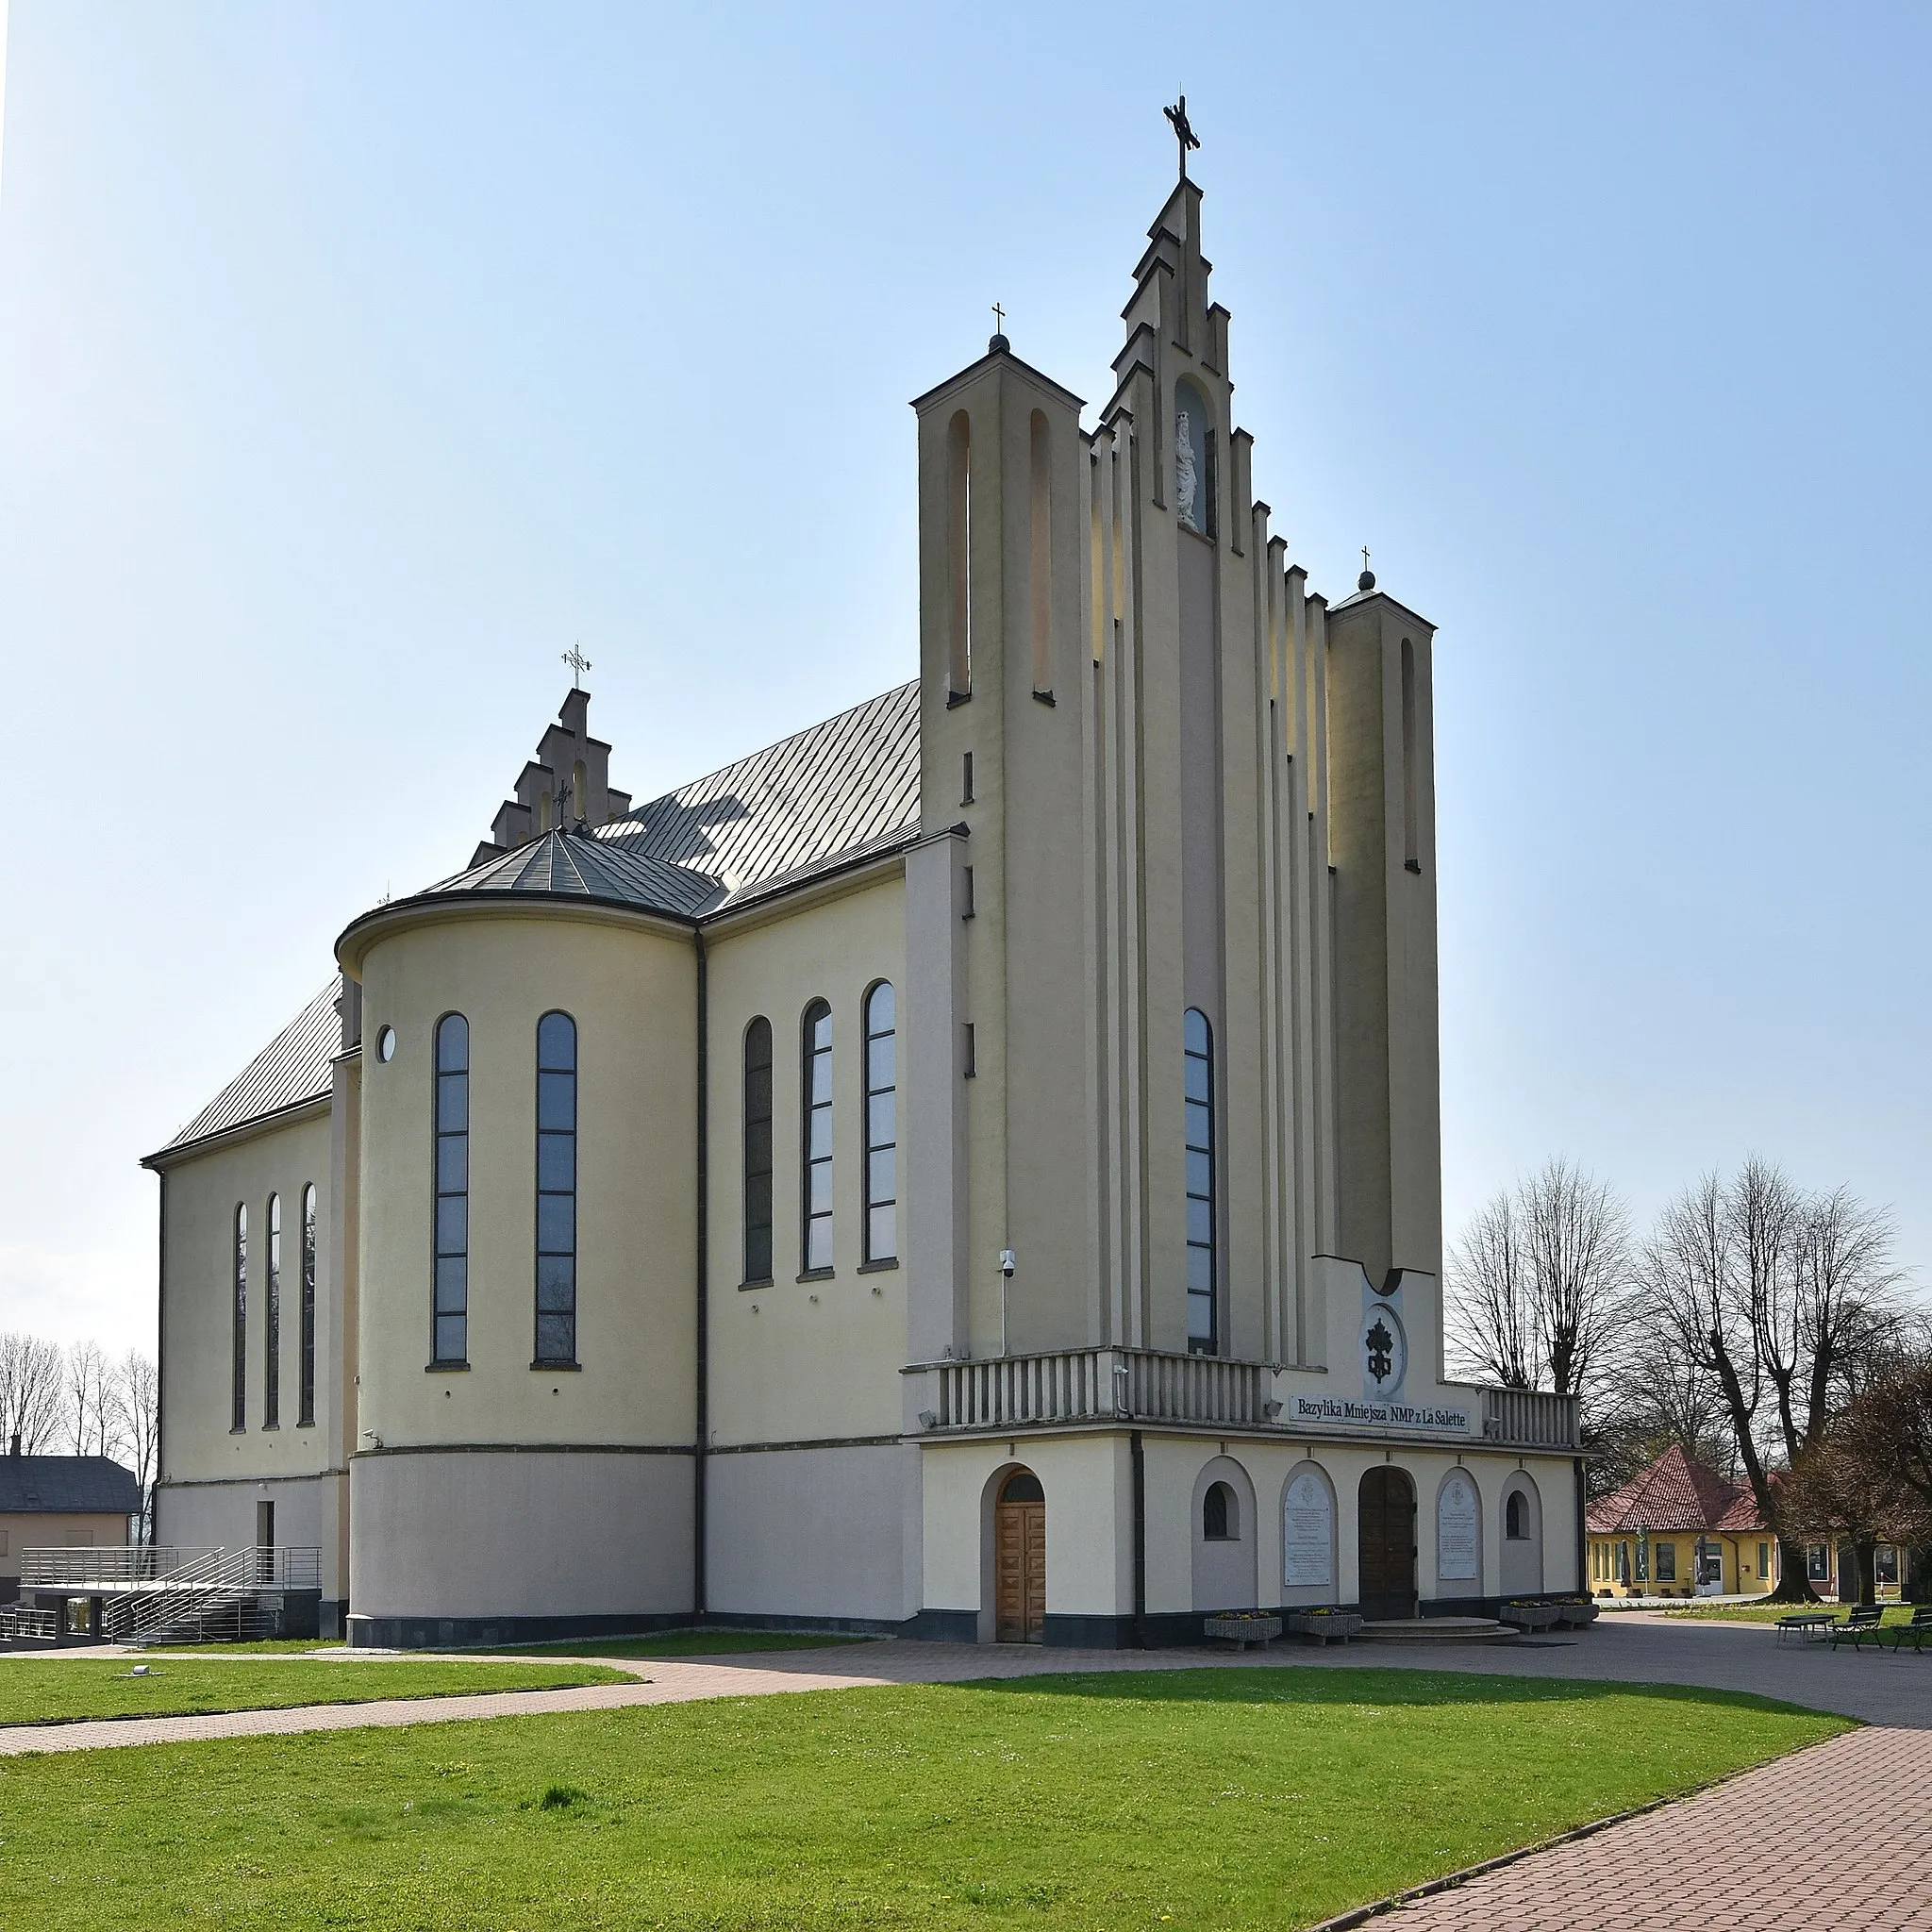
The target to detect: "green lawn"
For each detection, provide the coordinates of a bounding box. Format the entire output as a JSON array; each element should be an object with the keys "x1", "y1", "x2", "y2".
[
  {"x1": 491, "y1": 1629, "x2": 880, "y2": 1659},
  {"x1": 0, "y1": 1657, "x2": 632, "y2": 1726},
  {"x1": 1664, "y1": 1601, "x2": 1916, "y2": 1625},
  {"x1": 0, "y1": 1668, "x2": 1843, "y2": 1931}
]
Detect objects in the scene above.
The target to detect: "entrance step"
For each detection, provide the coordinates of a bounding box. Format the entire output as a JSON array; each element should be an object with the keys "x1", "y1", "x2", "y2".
[{"x1": 1357, "y1": 1616, "x2": 1520, "y2": 1643}]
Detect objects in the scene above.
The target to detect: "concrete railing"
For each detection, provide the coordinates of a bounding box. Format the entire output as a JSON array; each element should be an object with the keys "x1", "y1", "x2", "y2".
[
  {"x1": 924, "y1": 1347, "x2": 1268, "y2": 1432},
  {"x1": 1482, "y1": 1388, "x2": 1582, "y2": 1451}
]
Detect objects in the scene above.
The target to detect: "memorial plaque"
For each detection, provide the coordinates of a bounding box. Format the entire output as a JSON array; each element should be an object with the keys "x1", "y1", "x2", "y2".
[
  {"x1": 1283, "y1": 1471, "x2": 1334, "y2": 1588},
  {"x1": 1438, "y1": 1470, "x2": 1479, "y2": 1582}
]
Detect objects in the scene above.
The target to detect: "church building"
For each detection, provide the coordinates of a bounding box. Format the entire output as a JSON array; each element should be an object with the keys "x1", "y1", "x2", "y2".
[{"x1": 144, "y1": 152, "x2": 1585, "y2": 1647}]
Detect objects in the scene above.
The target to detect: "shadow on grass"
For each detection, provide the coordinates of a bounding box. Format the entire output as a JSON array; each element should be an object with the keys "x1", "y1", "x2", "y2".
[{"x1": 955, "y1": 1664, "x2": 1834, "y2": 1721}]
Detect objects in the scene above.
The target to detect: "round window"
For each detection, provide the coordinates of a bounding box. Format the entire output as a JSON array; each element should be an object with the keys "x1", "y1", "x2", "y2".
[{"x1": 375, "y1": 1025, "x2": 396, "y2": 1063}]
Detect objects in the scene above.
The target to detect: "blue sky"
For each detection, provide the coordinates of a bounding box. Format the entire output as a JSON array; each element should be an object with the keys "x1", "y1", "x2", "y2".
[{"x1": 2, "y1": 3, "x2": 1927, "y2": 1351}]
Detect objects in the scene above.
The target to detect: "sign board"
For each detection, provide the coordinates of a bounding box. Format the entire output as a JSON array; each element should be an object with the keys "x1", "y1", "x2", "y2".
[
  {"x1": 1288, "y1": 1394, "x2": 1474, "y2": 1437},
  {"x1": 1437, "y1": 1470, "x2": 1480, "y2": 1581},
  {"x1": 1282, "y1": 1472, "x2": 1334, "y2": 1588}
]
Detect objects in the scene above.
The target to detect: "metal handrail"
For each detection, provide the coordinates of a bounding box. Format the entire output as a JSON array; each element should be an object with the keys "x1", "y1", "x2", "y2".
[{"x1": 20, "y1": 1547, "x2": 221, "y2": 1588}]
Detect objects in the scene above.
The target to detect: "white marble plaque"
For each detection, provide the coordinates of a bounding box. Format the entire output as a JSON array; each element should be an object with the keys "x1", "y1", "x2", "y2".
[
  {"x1": 1438, "y1": 1470, "x2": 1479, "y2": 1582},
  {"x1": 1283, "y1": 1472, "x2": 1334, "y2": 1588}
]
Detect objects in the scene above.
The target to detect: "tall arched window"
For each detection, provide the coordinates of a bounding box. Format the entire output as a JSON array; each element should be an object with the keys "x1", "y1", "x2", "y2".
[
  {"x1": 299, "y1": 1183, "x2": 317, "y2": 1425},
  {"x1": 1203, "y1": 1480, "x2": 1239, "y2": 1541},
  {"x1": 1400, "y1": 637, "x2": 1419, "y2": 870},
  {"x1": 264, "y1": 1193, "x2": 281, "y2": 1429},
  {"x1": 1183, "y1": 1008, "x2": 1216, "y2": 1354},
  {"x1": 742, "y1": 1017, "x2": 774, "y2": 1284},
  {"x1": 802, "y1": 999, "x2": 834, "y2": 1273},
  {"x1": 433, "y1": 1012, "x2": 470, "y2": 1365},
  {"x1": 947, "y1": 409, "x2": 972, "y2": 700},
  {"x1": 1506, "y1": 1491, "x2": 1526, "y2": 1540},
  {"x1": 231, "y1": 1203, "x2": 248, "y2": 1431},
  {"x1": 1028, "y1": 410, "x2": 1052, "y2": 696},
  {"x1": 535, "y1": 1010, "x2": 578, "y2": 1366},
  {"x1": 863, "y1": 982, "x2": 897, "y2": 1264}
]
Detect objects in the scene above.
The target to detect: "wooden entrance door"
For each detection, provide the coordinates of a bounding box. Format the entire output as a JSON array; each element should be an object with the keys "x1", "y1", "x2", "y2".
[
  {"x1": 1357, "y1": 1466, "x2": 1418, "y2": 1620},
  {"x1": 994, "y1": 1469, "x2": 1046, "y2": 1642}
]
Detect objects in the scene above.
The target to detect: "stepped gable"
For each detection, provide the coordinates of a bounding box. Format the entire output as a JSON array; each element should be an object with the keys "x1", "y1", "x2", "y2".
[
  {"x1": 156, "y1": 977, "x2": 341, "y2": 1157},
  {"x1": 1586, "y1": 1443, "x2": 1765, "y2": 1535}
]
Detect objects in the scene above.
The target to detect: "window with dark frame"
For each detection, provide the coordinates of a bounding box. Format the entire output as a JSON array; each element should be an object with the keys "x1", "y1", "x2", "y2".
[
  {"x1": 742, "y1": 1017, "x2": 774, "y2": 1283},
  {"x1": 1655, "y1": 1540, "x2": 1676, "y2": 1582},
  {"x1": 231, "y1": 1203, "x2": 248, "y2": 1430},
  {"x1": 863, "y1": 983, "x2": 896, "y2": 1264},
  {"x1": 433, "y1": 1012, "x2": 470, "y2": 1364},
  {"x1": 1183, "y1": 1008, "x2": 1216, "y2": 1354},
  {"x1": 299, "y1": 1183, "x2": 317, "y2": 1425},
  {"x1": 535, "y1": 1010, "x2": 577, "y2": 1365},
  {"x1": 264, "y1": 1192, "x2": 281, "y2": 1429},
  {"x1": 802, "y1": 1000, "x2": 834, "y2": 1272},
  {"x1": 1202, "y1": 1480, "x2": 1237, "y2": 1541}
]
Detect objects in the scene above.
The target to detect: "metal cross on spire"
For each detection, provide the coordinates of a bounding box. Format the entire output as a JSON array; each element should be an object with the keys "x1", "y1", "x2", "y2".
[
  {"x1": 991, "y1": 302, "x2": 1005, "y2": 335},
  {"x1": 1164, "y1": 96, "x2": 1201, "y2": 181},
  {"x1": 561, "y1": 642, "x2": 592, "y2": 685}
]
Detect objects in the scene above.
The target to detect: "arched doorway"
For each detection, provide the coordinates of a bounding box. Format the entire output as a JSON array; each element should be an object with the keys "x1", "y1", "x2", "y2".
[
  {"x1": 1358, "y1": 1466, "x2": 1418, "y2": 1620},
  {"x1": 994, "y1": 1469, "x2": 1046, "y2": 1643}
]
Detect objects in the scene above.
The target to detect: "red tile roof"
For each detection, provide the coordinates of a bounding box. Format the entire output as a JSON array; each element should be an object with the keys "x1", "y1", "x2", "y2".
[{"x1": 1586, "y1": 1444, "x2": 1768, "y2": 1535}]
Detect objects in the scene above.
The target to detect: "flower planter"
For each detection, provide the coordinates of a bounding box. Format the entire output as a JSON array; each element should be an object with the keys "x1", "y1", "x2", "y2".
[
  {"x1": 1551, "y1": 1600, "x2": 1599, "y2": 1629},
  {"x1": 1281, "y1": 1611, "x2": 1365, "y2": 1646},
  {"x1": 1204, "y1": 1614, "x2": 1283, "y2": 1650},
  {"x1": 1498, "y1": 1603, "x2": 1561, "y2": 1632}
]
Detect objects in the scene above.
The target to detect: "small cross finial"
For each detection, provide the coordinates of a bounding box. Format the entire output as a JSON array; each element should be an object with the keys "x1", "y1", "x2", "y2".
[
  {"x1": 1357, "y1": 546, "x2": 1376, "y2": 594},
  {"x1": 561, "y1": 642, "x2": 592, "y2": 685},
  {"x1": 1164, "y1": 95, "x2": 1201, "y2": 181},
  {"x1": 992, "y1": 302, "x2": 1005, "y2": 334},
  {"x1": 1361, "y1": 545, "x2": 1371, "y2": 573}
]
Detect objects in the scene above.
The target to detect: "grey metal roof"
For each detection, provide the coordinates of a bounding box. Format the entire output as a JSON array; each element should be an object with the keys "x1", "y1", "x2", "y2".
[
  {"x1": 387, "y1": 680, "x2": 923, "y2": 925},
  {"x1": 424, "y1": 824, "x2": 724, "y2": 919},
  {"x1": 601, "y1": 680, "x2": 921, "y2": 909},
  {"x1": 158, "y1": 978, "x2": 341, "y2": 1157},
  {"x1": 0, "y1": 1455, "x2": 143, "y2": 1516}
]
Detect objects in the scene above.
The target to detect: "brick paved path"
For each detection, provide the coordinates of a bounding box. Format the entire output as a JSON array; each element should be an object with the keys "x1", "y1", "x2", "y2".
[{"x1": 1374, "y1": 1724, "x2": 1932, "y2": 1930}]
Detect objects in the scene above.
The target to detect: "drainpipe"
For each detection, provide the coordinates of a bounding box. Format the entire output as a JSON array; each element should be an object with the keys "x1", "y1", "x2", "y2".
[
  {"x1": 693, "y1": 927, "x2": 709, "y2": 1623},
  {"x1": 1130, "y1": 1428, "x2": 1147, "y2": 1648}
]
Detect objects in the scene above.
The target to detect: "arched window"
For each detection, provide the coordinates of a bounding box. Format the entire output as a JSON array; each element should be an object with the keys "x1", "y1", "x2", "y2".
[
  {"x1": 298, "y1": 1183, "x2": 317, "y2": 1425},
  {"x1": 863, "y1": 982, "x2": 896, "y2": 1264},
  {"x1": 1400, "y1": 637, "x2": 1419, "y2": 870},
  {"x1": 742, "y1": 1018, "x2": 774, "y2": 1284},
  {"x1": 1183, "y1": 1008, "x2": 1216, "y2": 1353},
  {"x1": 1203, "y1": 1479, "x2": 1239, "y2": 1541},
  {"x1": 802, "y1": 1000, "x2": 834, "y2": 1272},
  {"x1": 535, "y1": 1010, "x2": 578, "y2": 1365},
  {"x1": 433, "y1": 1012, "x2": 470, "y2": 1366},
  {"x1": 947, "y1": 409, "x2": 972, "y2": 700},
  {"x1": 1506, "y1": 1491, "x2": 1527, "y2": 1540},
  {"x1": 231, "y1": 1204, "x2": 248, "y2": 1431},
  {"x1": 263, "y1": 1193, "x2": 281, "y2": 1429},
  {"x1": 1174, "y1": 378, "x2": 1214, "y2": 538},
  {"x1": 1029, "y1": 410, "x2": 1052, "y2": 696}
]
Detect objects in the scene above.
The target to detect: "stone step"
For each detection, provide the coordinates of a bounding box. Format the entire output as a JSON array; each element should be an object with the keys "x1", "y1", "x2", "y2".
[{"x1": 1356, "y1": 1616, "x2": 1521, "y2": 1643}]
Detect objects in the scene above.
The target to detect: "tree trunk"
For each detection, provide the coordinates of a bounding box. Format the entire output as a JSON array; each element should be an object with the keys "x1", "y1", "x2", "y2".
[
  {"x1": 1907, "y1": 1545, "x2": 1932, "y2": 1606},
  {"x1": 1768, "y1": 1537, "x2": 1818, "y2": 1604}
]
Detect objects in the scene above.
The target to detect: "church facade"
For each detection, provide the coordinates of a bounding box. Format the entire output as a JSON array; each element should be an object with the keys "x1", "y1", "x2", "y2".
[{"x1": 145, "y1": 172, "x2": 1584, "y2": 1647}]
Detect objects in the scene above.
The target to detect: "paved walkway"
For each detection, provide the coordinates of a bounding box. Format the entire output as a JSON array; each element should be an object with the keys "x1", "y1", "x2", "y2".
[
  {"x1": 1374, "y1": 1724, "x2": 1932, "y2": 1930},
  {"x1": 6, "y1": 1611, "x2": 1931, "y2": 1755}
]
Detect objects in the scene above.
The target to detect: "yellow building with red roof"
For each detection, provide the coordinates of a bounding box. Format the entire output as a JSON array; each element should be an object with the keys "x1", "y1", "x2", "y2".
[{"x1": 1586, "y1": 1445, "x2": 1777, "y2": 1599}]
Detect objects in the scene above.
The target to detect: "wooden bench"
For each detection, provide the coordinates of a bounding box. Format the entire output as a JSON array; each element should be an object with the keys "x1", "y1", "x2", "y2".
[
  {"x1": 1876, "y1": 1606, "x2": 1932, "y2": 1655},
  {"x1": 1824, "y1": 1605, "x2": 1887, "y2": 1651}
]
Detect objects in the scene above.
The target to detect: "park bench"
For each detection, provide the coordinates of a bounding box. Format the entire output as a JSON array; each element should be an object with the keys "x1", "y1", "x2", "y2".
[
  {"x1": 1824, "y1": 1605, "x2": 1887, "y2": 1651},
  {"x1": 1876, "y1": 1606, "x2": 1932, "y2": 1656}
]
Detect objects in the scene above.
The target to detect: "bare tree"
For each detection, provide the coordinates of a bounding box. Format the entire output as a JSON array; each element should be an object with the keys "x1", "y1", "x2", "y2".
[
  {"x1": 63, "y1": 1340, "x2": 124, "y2": 1459},
  {"x1": 0, "y1": 1333, "x2": 65, "y2": 1453},
  {"x1": 1641, "y1": 1159, "x2": 1907, "y2": 1600},
  {"x1": 1448, "y1": 1159, "x2": 1632, "y2": 1415},
  {"x1": 119, "y1": 1351, "x2": 159, "y2": 1541}
]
